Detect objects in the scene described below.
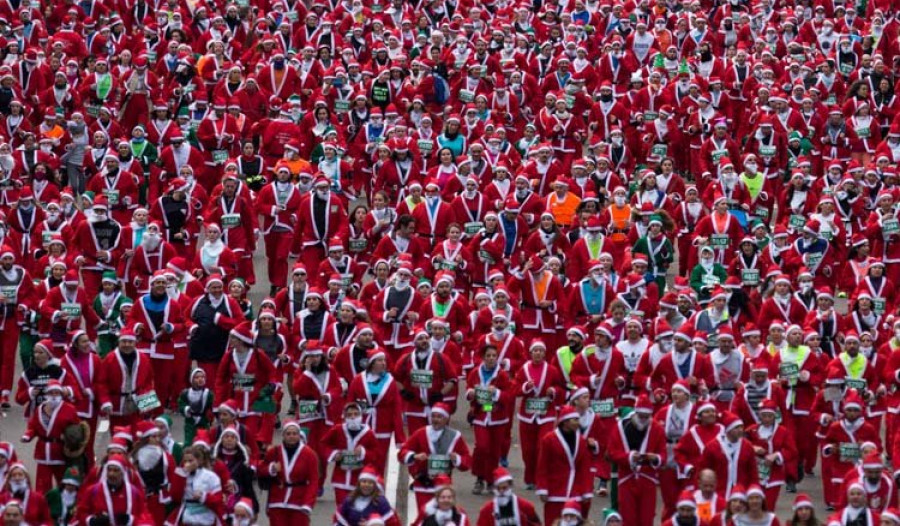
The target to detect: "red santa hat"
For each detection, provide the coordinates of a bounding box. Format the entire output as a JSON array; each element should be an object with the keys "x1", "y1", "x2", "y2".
[
  {"x1": 566, "y1": 325, "x2": 587, "y2": 340},
  {"x1": 655, "y1": 320, "x2": 673, "y2": 340},
  {"x1": 720, "y1": 411, "x2": 742, "y2": 433},
  {"x1": 431, "y1": 402, "x2": 452, "y2": 419},
  {"x1": 672, "y1": 379, "x2": 691, "y2": 395},
  {"x1": 862, "y1": 451, "x2": 884, "y2": 469},
  {"x1": 746, "y1": 484, "x2": 765, "y2": 500},
  {"x1": 843, "y1": 389, "x2": 864, "y2": 411},
  {"x1": 792, "y1": 493, "x2": 814, "y2": 511},
  {"x1": 557, "y1": 405, "x2": 579, "y2": 423},
  {"x1": 882, "y1": 509, "x2": 900, "y2": 525},
  {"x1": 634, "y1": 394, "x2": 654, "y2": 415},
  {"x1": 135, "y1": 420, "x2": 159, "y2": 439},
  {"x1": 758, "y1": 398, "x2": 778, "y2": 415},
  {"x1": 676, "y1": 490, "x2": 696, "y2": 509},
  {"x1": 493, "y1": 467, "x2": 514, "y2": 486},
  {"x1": 230, "y1": 321, "x2": 254, "y2": 345},
  {"x1": 561, "y1": 499, "x2": 582, "y2": 519}
]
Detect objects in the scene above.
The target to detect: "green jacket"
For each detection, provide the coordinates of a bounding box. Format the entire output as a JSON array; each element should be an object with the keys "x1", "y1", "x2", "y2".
[{"x1": 690, "y1": 263, "x2": 729, "y2": 301}]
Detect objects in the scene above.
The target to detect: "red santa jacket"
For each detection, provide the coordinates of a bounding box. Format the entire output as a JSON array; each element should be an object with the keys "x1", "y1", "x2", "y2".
[
  {"x1": 97, "y1": 349, "x2": 155, "y2": 417},
  {"x1": 59, "y1": 349, "x2": 104, "y2": 420},
  {"x1": 744, "y1": 422, "x2": 798, "y2": 488},
  {"x1": 215, "y1": 348, "x2": 276, "y2": 416},
  {"x1": 22, "y1": 400, "x2": 81, "y2": 465},
  {"x1": 347, "y1": 372, "x2": 406, "y2": 443},
  {"x1": 320, "y1": 421, "x2": 381, "y2": 491},
  {"x1": 535, "y1": 427, "x2": 595, "y2": 502},
  {"x1": 393, "y1": 348, "x2": 458, "y2": 418},
  {"x1": 699, "y1": 435, "x2": 760, "y2": 498},
  {"x1": 260, "y1": 441, "x2": 320, "y2": 514},
  {"x1": 399, "y1": 424, "x2": 472, "y2": 493}
]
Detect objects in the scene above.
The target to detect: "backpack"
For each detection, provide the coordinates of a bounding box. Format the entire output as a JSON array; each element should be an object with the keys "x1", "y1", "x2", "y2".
[{"x1": 432, "y1": 72, "x2": 450, "y2": 105}]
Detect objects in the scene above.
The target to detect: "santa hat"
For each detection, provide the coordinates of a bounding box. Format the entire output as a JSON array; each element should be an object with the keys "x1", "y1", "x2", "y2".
[
  {"x1": 792, "y1": 494, "x2": 814, "y2": 511},
  {"x1": 843, "y1": 389, "x2": 864, "y2": 411},
  {"x1": 561, "y1": 499, "x2": 582, "y2": 519},
  {"x1": 569, "y1": 386, "x2": 589, "y2": 403},
  {"x1": 720, "y1": 411, "x2": 742, "y2": 432},
  {"x1": 557, "y1": 405, "x2": 579, "y2": 423},
  {"x1": 359, "y1": 465, "x2": 379, "y2": 483},
  {"x1": 882, "y1": 509, "x2": 900, "y2": 525},
  {"x1": 746, "y1": 484, "x2": 765, "y2": 500},
  {"x1": 672, "y1": 379, "x2": 691, "y2": 395},
  {"x1": 567, "y1": 325, "x2": 587, "y2": 340},
  {"x1": 634, "y1": 394, "x2": 654, "y2": 414},
  {"x1": 234, "y1": 497, "x2": 254, "y2": 516},
  {"x1": 493, "y1": 467, "x2": 514, "y2": 486},
  {"x1": 730, "y1": 484, "x2": 748, "y2": 502},
  {"x1": 230, "y1": 321, "x2": 254, "y2": 345},
  {"x1": 431, "y1": 403, "x2": 451, "y2": 419},
  {"x1": 135, "y1": 420, "x2": 158, "y2": 440},
  {"x1": 758, "y1": 399, "x2": 778, "y2": 415},
  {"x1": 676, "y1": 490, "x2": 696, "y2": 509}
]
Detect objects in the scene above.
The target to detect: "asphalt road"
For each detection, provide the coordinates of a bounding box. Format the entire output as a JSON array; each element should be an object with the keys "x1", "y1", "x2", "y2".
[{"x1": 6, "y1": 243, "x2": 836, "y2": 525}]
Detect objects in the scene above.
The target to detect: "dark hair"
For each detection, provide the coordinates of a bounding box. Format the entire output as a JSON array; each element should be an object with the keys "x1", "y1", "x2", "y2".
[{"x1": 397, "y1": 214, "x2": 415, "y2": 229}]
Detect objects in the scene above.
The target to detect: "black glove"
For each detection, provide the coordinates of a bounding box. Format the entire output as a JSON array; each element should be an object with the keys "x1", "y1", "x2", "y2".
[
  {"x1": 88, "y1": 515, "x2": 111, "y2": 526},
  {"x1": 428, "y1": 393, "x2": 442, "y2": 405},
  {"x1": 114, "y1": 513, "x2": 130, "y2": 525}
]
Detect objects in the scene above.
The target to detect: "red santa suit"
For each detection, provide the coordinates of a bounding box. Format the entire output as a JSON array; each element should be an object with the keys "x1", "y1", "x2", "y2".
[
  {"x1": 393, "y1": 344, "x2": 458, "y2": 434},
  {"x1": 215, "y1": 344, "x2": 276, "y2": 443},
  {"x1": 76, "y1": 456, "x2": 151, "y2": 525},
  {"x1": 97, "y1": 341, "x2": 155, "y2": 428},
  {"x1": 606, "y1": 399, "x2": 667, "y2": 526},
  {"x1": 21, "y1": 397, "x2": 81, "y2": 492},
  {"x1": 745, "y1": 404, "x2": 798, "y2": 505},
  {"x1": 261, "y1": 424, "x2": 320, "y2": 526},
  {"x1": 38, "y1": 278, "x2": 101, "y2": 347},
  {"x1": 398, "y1": 414, "x2": 472, "y2": 511},
  {"x1": 292, "y1": 355, "x2": 344, "y2": 464},
  {"x1": 515, "y1": 357, "x2": 565, "y2": 486},
  {"x1": 294, "y1": 189, "x2": 349, "y2": 284},
  {"x1": 370, "y1": 282, "x2": 423, "y2": 355},
  {"x1": 126, "y1": 288, "x2": 185, "y2": 410},
  {"x1": 821, "y1": 397, "x2": 882, "y2": 505},
  {"x1": 320, "y1": 419, "x2": 381, "y2": 504},
  {"x1": 507, "y1": 262, "x2": 563, "y2": 344},
  {"x1": 699, "y1": 418, "x2": 760, "y2": 499},
  {"x1": 346, "y1": 363, "x2": 407, "y2": 473},
  {"x1": 535, "y1": 418, "x2": 596, "y2": 526},
  {"x1": 254, "y1": 176, "x2": 302, "y2": 289},
  {"x1": 654, "y1": 395, "x2": 699, "y2": 518}
]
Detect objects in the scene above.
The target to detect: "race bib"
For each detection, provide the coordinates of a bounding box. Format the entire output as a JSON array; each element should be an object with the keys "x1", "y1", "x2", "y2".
[
  {"x1": 42, "y1": 231, "x2": 52, "y2": 247},
  {"x1": 135, "y1": 390, "x2": 161, "y2": 412},
  {"x1": 711, "y1": 149, "x2": 728, "y2": 164},
  {"x1": 779, "y1": 362, "x2": 800, "y2": 383},
  {"x1": 85, "y1": 104, "x2": 100, "y2": 118},
  {"x1": 221, "y1": 214, "x2": 241, "y2": 228},
  {"x1": 340, "y1": 451, "x2": 363, "y2": 470},
  {"x1": 212, "y1": 150, "x2": 229, "y2": 165},
  {"x1": 754, "y1": 206, "x2": 769, "y2": 220},
  {"x1": 757, "y1": 456, "x2": 771, "y2": 483},
  {"x1": 417, "y1": 139, "x2": 433, "y2": 154},
  {"x1": 233, "y1": 373, "x2": 255, "y2": 392},
  {"x1": 741, "y1": 269, "x2": 760, "y2": 286},
  {"x1": 789, "y1": 215, "x2": 807, "y2": 229},
  {"x1": 349, "y1": 238, "x2": 367, "y2": 253},
  {"x1": 759, "y1": 145, "x2": 776, "y2": 157},
  {"x1": 855, "y1": 126, "x2": 871, "y2": 138},
  {"x1": 427, "y1": 454, "x2": 452, "y2": 476},
  {"x1": 839, "y1": 442, "x2": 861, "y2": 463},
  {"x1": 710, "y1": 234, "x2": 729, "y2": 247},
  {"x1": 702, "y1": 274, "x2": 720, "y2": 287},
  {"x1": 591, "y1": 398, "x2": 616, "y2": 417},
  {"x1": 643, "y1": 111, "x2": 658, "y2": 122},
  {"x1": 846, "y1": 378, "x2": 867, "y2": 392},
  {"x1": 297, "y1": 400, "x2": 320, "y2": 417},
  {"x1": 0, "y1": 285, "x2": 16, "y2": 299},
  {"x1": 458, "y1": 89, "x2": 475, "y2": 103},
  {"x1": 874, "y1": 298, "x2": 886, "y2": 316},
  {"x1": 61, "y1": 302, "x2": 82, "y2": 318},
  {"x1": 410, "y1": 369, "x2": 433, "y2": 388},
  {"x1": 334, "y1": 100, "x2": 350, "y2": 113},
  {"x1": 104, "y1": 189, "x2": 120, "y2": 206},
  {"x1": 883, "y1": 218, "x2": 900, "y2": 235},
  {"x1": 651, "y1": 144, "x2": 668, "y2": 157},
  {"x1": 474, "y1": 386, "x2": 493, "y2": 407},
  {"x1": 525, "y1": 397, "x2": 550, "y2": 415},
  {"x1": 464, "y1": 221, "x2": 484, "y2": 235}
]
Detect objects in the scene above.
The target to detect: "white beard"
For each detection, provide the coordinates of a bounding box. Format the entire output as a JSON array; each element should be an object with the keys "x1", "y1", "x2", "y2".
[{"x1": 136, "y1": 445, "x2": 163, "y2": 471}]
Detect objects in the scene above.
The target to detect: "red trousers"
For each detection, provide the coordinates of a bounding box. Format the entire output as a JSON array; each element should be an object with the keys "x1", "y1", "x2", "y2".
[
  {"x1": 196, "y1": 360, "x2": 221, "y2": 389},
  {"x1": 373, "y1": 436, "x2": 391, "y2": 475},
  {"x1": 659, "y1": 467, "x2": 683, "y2": 519},
  {"x1": 80, "y1": 269, "x2": 104, "y2": 297},
  {"x1": 888, "y1": 413, "x2": 899, "y2": 459},
  {"x1": 519, "y1": 419, "x2": 554, "y2": 485},
  {"x1": 0, "y1": 322, "x2": 19, "y2": 393},
  {"x1": 267, "y1": 508, "x2": 310, "y2": 526},
  {"x1": 791, "y1": 413, "x2": 818, "y2": 475},
  {"x1": 238, "y1": 251, "x2": 256, "y2": 285},
  {"x1": 35, "y1": 464, "x2": 66, "y2": 492},
  {"x1": 265, "y1": 231, "x2": 295, "y2": 288},
  {"x1": 172, "y1": 348, "x2": 190, "y2": 409},
  {"x1": 151, "y1": 357, "x2": 177, "y2": 411},
  {"x1": 472, "y1": 424, "x2": 504, "y2": 482},
  {"x1": 147, "y1": 497, "x2": 167, "y2": 525},
  {"x1": 619, "y1": 477, "x2": 659, "y2": 526},
  {"x1": 764, "y1": 486, "x2": 780, "y2": 510}
]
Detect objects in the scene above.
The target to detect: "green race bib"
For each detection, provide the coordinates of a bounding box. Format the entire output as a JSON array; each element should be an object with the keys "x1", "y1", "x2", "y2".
[
  {"x1": 741, "y1": 269, "x2": 760, "y2": 286},
  {"x1": 591, "y1": 398, "x2": 616, "y2": 417},
  {"x1": 410, "y1": 369, "x2": 433, "y2": 388},
  {"x1": 525, "y1": 397, "x2": 550, "y2": 415},
  {"x1": 221, "y1": 214, "x2": 241, "y2": 228},
  {"x1": 790, "y1": 215, "x2": 807, "y2": 229},
  {"x1": 475, "y1": 386, "x2": 493, "y2": 407},
  {"x1": 349, "y1": 238, "x2": 367, "y2": 253},
  {"x1": 464, "y1": 221, "x2": 484, "y2": 235},
  {"x1": 135, "y1": 391, "x2": 161, "y2": 412},
  {"x1": 883, "y1": 218, "x2": 899, "y2": 235},
  {"x1": 334, "y1": 100, "x2": 350, "y2": 113},
  {"x1": 651, "y1": 144, "x2": 668, "y2": 157},
  {"x1": 846, "y1": 378, "x2": 867, "y2": 392},
  {"x1": 233, "y1": 373, "x2": 255, "y2": 392},
  {"x1": 104, "y1": 189, "x2": 120, "y2": 206},
  {"x1": 839, "y1": 442, "x2": 861, "y2": 463},
  {"x1": 212, "y1": 150, "x2": 229, "y2": 165},
  {"x1": 427, "y1": 454, "x2": 452, "y2": 476},
  {"x1": 340, "y1": 451, "x2": 363, "y2": 470},
  {"x1": 759, "y1": 145, "x2": 776, "y2": 157},
  {"x1": 779, "y1": 362, "x2": 800, "y2": 383},
  {"x1": 61, "y1": 302, "x2": 81, "y2": 318},
  {"x1": 458, "y1": 89, "x2": 475, "y2": 103},
  {"x1": 0, "y1": 285, "x2": 16, "y2": 299},
  {"x1": 297, "y1": 400, "x2": 319, "y2": 417},
  {"x1": 710, "y1": 234, "x2": 729, "y2": 248}
]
